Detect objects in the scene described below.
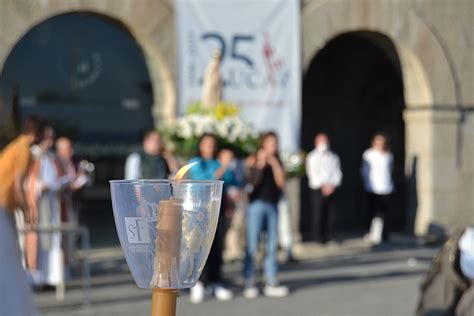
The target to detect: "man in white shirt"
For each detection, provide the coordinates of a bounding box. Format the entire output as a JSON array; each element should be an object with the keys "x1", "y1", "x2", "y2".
[
  {"x1": 361, "y1": 133, "x2": 394, "y2": 243},
  {"x1": 305, "y1": 133, "x2": 342, "y2": 243}
]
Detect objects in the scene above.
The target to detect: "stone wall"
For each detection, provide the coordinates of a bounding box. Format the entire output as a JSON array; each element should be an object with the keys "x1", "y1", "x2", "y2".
[
  {"x1": 0, "y1": 0, "x2": 472, "y2": 235},
  {"x1": 301, "y1": 0, "x2": 473, "y2": 236}
]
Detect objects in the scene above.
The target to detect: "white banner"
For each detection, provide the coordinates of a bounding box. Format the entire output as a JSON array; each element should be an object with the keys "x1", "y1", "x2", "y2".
[{"x1": 176, "y1": 0, "x2": 301, "y2": 152}]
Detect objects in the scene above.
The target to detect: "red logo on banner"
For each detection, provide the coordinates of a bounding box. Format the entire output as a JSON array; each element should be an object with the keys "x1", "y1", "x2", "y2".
[{"x1": 262, "y1": 32, "x2": 285, "y2": 87}]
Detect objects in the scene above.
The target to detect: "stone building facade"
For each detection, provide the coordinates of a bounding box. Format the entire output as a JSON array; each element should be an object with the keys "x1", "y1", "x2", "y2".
[{"x1": 0, "y1": 0, "x2": 472, "y2": 237}]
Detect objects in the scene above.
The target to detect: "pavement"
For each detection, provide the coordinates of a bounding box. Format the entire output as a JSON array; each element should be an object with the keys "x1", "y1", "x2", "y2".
[{"x1": 35, "y1": 235, "x2": 438, "y2": 316}]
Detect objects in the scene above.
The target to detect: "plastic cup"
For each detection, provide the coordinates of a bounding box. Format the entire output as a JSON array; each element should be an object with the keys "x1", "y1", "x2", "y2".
[{"x1": 109, "y1": 180, "x2": 223, "y2": 289}]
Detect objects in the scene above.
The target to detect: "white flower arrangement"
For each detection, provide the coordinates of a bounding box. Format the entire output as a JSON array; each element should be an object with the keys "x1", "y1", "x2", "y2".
[
  {"x1": 162, "y1": 102, "x2": 259, "y2": 157},
  {"x1": 163, "y1": 102, "x2": 304, "y2": 176},
  {"x1": 173, "y1": 114, "x2": 256, "y2": 143}
]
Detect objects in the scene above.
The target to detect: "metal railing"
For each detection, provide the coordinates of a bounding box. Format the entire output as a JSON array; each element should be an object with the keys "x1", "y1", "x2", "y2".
[{"x1": 19, "y1": 224, "x2": 91, "y2": 306}]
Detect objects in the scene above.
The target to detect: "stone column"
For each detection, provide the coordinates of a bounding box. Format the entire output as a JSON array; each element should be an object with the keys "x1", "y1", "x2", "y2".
[
  {"x1": 404, "y1": 109, "x2": 434, "y2": 236},
  {"x1": 431, "y1": 110, "x2": 461, "y2": 235},
  {"x1": 405, "y1": 108, "x2": 461, "y2": 237},
  {"x1": 286, "y1": 177, "x2": 302, "y2": 243}
]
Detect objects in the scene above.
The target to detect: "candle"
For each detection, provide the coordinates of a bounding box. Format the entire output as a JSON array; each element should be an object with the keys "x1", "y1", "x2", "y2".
[
  {"x1": 150, "y1": 162, "x2": 197, "y2": 316},
  {"x1": 150, "y1": 199, "x2": 182, "y2": 288}
]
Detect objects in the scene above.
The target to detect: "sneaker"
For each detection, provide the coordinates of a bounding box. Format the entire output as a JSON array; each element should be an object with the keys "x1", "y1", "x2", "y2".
[
  {"x1": 190, "y1": 281, "x2": 205, "y2": 304},
  {"x1": 214, "y1": 285, "x2": 233, "y2": 301},
  {"x1": 263, "y1": 284, "x2": 289, "y2": 298},
  {"x1": 243, "y1": 286, "x2": 259, "y2": 299},
  {"x1": 286, "y1": 254, "x2": 299, "y2": 264}
]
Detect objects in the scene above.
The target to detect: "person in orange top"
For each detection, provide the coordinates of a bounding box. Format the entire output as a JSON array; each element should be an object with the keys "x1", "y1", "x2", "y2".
[{"x1": 0, "y1": 116, "x2": 44, "y2": 316}]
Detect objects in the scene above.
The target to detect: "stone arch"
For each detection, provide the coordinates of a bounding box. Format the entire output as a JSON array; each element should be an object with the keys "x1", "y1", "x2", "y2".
[
  {"x1": 301, "y1": 1, "x2": 451, "y2": 236},
  {"x1": 0, "y1": 3, "x2": 177, "y2": 247},
  {"x1": 301, "y1": 30, "x2": 407, "y2": 236},
  {"x1": 302, "y1": 1, "x2": 452, "y2": 108},
  {"x1": 0, "y1": 1, "x2": 176, "y2": 127}
]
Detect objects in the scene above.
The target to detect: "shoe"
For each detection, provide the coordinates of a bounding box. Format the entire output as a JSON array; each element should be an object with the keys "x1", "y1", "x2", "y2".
[
  {"x1": 190, "y1": 281, "x2": 205, "y2": 304},
  {"x1": 286, "y1": 254, "x2": 299, "y2": 264},
  {"x1": 243, "y1": 286, "x2": 259, "y2": 299},
  {"x1": 27, "y1": 269, "x2": 42, "y2": 286},
  {"x1": 214, "y1": 285, "x2": 233, "y2": 301},
  {"x1": 263, "y1": 283, "x2": 289, "y2": 298}
]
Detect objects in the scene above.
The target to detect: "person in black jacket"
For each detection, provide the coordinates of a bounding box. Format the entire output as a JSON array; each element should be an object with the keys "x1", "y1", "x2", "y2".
[{"x1": 243, "y1": 131, "x2": 289, "y2": 299}]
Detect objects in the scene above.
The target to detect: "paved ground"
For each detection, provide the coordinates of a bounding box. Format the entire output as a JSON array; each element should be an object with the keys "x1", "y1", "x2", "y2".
[{"x1": 35, "y1": 237, "x2": 437, "y2": 316}]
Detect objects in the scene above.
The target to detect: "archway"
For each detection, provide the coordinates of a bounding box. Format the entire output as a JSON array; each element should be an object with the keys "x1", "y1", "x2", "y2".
[
  {"x1": 301, "y1": 31, "x2": 406, "y2": 239},
  {"x1": 1, "y1": 11, "x2": 154, "y2": 143},
  {"x1": 0, "y1": 12, "x2": 156, "y2": 246}
]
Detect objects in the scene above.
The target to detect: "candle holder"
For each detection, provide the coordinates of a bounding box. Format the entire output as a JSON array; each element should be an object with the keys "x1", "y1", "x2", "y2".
[{"x1": 110, "y1": 179, "x2": 223, "y2": 315}]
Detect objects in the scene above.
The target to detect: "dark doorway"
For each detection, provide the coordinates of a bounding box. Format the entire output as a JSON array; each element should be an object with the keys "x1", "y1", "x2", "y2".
[
  {"x1": 0, "y1": 12, "x2": 154, "y2": 247},
  {"x1": 1, "y1": 12, "x2": 153, "y2": 142},
  {"x1": 300, "y1": 31, "x2": 406, "y2": 240}
]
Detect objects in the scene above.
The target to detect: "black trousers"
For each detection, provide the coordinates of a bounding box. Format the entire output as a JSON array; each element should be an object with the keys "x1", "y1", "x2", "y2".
[
  {"x1": 366, "y1": 193, "x2": 391, "y2": 241},
  {"x1": 310, "y1": 189, "x2": 335, "y2": 243},
  {"x1": 200, "y1": 197, "x2": 227, "y2": 285}
]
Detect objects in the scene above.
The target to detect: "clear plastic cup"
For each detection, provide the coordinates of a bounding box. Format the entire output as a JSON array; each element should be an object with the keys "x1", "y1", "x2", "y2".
[{"x1": 109, "y1": 180, "x2": 223, "y2": 289}]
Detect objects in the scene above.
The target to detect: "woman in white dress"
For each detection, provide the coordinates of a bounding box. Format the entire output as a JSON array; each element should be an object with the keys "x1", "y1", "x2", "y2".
[{"x1": 26, "y1": 126, "x2": 72, "y2": 286}]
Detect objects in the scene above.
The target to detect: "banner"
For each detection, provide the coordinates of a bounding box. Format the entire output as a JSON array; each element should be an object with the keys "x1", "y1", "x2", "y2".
[{"x1": 176, "y1": 0, "x2": 301, "y2": 152}]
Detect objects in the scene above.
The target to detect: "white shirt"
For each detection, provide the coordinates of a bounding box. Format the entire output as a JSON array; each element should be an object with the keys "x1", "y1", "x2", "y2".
[
  {"x1": 31, "y1": 147, "x2": 72, "y2": 192},
  {"x1": 361, "y1": 148, "x2": 393, "y2": 194},
  {"x1": 125, "y1": 152, "x2": 141, "y2": 180},
  {"x1": 306, "y1": 148, "x2": 342, "y2": 190}
]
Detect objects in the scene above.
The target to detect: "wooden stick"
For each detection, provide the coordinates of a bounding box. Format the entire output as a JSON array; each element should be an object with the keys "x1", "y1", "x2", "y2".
[{"x1": 151, "y1": 288, "x2": 179, "y2": 316}]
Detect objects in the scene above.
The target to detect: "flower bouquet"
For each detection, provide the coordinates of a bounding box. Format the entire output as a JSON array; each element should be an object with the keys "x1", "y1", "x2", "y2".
[{"x1": 161, "y1": 101, "x2": 259, "y2": 158}]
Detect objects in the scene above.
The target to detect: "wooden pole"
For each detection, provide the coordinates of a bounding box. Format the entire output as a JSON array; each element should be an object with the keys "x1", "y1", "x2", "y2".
[
  {"x1": 151, "y1": 288, "x2": 179, "y2": 316},
  {"x1": 150, "y1": 198, "x2": 181, "y2": 316}
]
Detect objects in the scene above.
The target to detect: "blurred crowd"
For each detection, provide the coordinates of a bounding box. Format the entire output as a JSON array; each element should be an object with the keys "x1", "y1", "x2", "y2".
[
  {"x1": 0, "y1": 115, "x2": 395, "y2": 303},
  {"x1": 122, "y1": 127, "x2": 397, "y2": 303},
  {"x1": 1, "y1": 116, "x2": 472, "y2": 315},
  {"x1": 0, "y1": 116, "x2": 92, "y2": 315}
]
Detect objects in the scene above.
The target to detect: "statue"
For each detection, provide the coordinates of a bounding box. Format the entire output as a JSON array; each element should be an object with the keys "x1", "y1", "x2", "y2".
[{"x1": 201, "y1": 50, "x2": 222, "y2": 109}]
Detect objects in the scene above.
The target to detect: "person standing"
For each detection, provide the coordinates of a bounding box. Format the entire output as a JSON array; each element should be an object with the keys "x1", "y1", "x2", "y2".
[
  {"x1": 125, "y1": 129, "x2": 179, "y2": 180},
  {"x1": 26, "y1": 126, "x2": 73, "y2": 287},
  {"x1": 361, "y1": 132, "x2": 394, "y2": 244},
  {"x1": 56, "y1": 137, "x2": 87, "y2": 274},
  {"x1": 188, "y1": 134, "x2": 237, "y2": 303},
  {"x1": 56, "y1": 137, "x2": 87, "y2": 225},
  {"x1": 243, "y1": 132, "x2": 289, "y2": 299},
  {"x1": 0, "y1": 116, "x2": 43, "y2": 315},
  {"x1": 305, "y1": 133, "x2": 342, "y2": 244}
]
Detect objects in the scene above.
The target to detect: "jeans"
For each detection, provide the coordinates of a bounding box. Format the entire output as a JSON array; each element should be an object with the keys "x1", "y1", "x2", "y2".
[{"x1": 244, "y1": 200, "x2": 279, "y2": 285}]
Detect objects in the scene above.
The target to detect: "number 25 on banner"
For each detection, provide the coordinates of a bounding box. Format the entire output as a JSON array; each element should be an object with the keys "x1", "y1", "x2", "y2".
[{"x1": 202, "y1": 32, "x2": 254, "y2": 67}]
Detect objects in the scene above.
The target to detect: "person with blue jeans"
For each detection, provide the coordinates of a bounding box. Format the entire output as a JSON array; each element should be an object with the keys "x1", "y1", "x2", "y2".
[{"x1": 243, "y1": 132, "x2": 289, "y2": 298}]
